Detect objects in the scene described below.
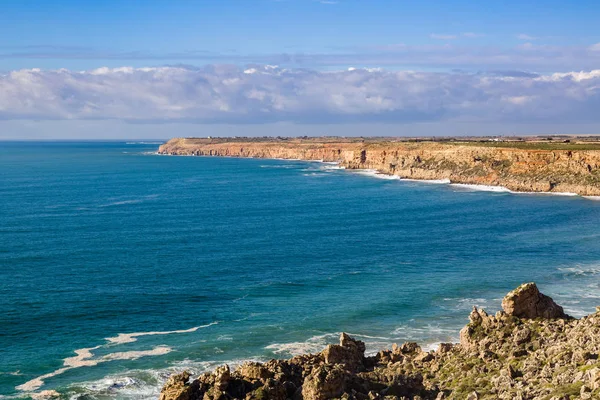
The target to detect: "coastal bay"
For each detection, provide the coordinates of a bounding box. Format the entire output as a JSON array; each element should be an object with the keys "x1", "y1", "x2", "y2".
[{"x1": 2, "y1": 142, "x2": 600, "y2": 399}]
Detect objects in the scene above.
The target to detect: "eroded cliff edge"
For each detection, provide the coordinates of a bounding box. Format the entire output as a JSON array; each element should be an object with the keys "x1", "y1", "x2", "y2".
[
  {"x1": 158, "y1": 138, "x2": 600, "y2": 196},
  {"x1": 160, "y1": 283, "x2": 600, "y2": 400}
]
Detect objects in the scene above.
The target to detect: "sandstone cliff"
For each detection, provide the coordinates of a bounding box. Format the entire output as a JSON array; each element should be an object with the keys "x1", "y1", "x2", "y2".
[
  {"x1": 160, "y1": 283, "x2": 600, "y2": 400},
  {"x1": 158, "y1": 138, "x2": 600, "y2": 196}
]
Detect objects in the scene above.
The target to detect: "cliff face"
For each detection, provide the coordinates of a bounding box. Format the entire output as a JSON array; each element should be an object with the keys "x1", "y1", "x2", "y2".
[
  {"x1": 158, "y1": 138, "x2": 600, "y2": 196},
  {"x1": 160, "y1": 283, "x2": 600, "y2": 400}
]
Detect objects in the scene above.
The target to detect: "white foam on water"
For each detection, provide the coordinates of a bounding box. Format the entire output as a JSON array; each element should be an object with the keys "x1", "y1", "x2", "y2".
[
  {"x1": 441, "y1": 297, "x2": 493, "y2": 312},
  {"x1": 401, "y1": 178, "x2": 451, "y2": 184},
  {"x1": 100, "y1": 199, "x2": 145, "y2": 207},
  {"x1": 29, "y1": 390, "x2": 60, "y2": 400},
  {"x1": 99, "y1": 195, "x2": 159, "y2": 208},
  {"x1": 584, "y1": 196, "x2": 600, "y2": 201},
  {"x1": 451, "y1": 183, "x2": 513, "y2": 193},
  {"x1": 352, "y1": 169, "x2": 401, "y2": 180},
  {"x1": 264, "y1": 331, "x2": 428, "y2": 358},
  {"x1": 16, "y1": 347, "x2": 172, "y2": 392},
  {"x1": 17, "y1": 323, "x2": 218, "y2": 393},
  {"x1": 105, "y1": 322, "x2": 218, "y2": 345},
  {"x1": 452, "y1": 183, "x2": 581, "y2": 197},
  {"x1": 0, "y1": 371, "x2": 22, "y2": 376},
  {"x1": 391, "y1": 323, "x2": 460, "y2": 351},
  {"x1": 259, "y1": 164, "x2": 296, "y2": 169},
  {"x1": 558, "y1": 265, "x2": 600, "y2": 276},
  {"x1": 514, "y1": 190, "x2": 579, "y2": 197},
  {"x1": 265, "y1": 333, "x2": 338, "y2": 356},
  {"x1": 346, "y1": 333, "x2": 392, "y2": 341},
  {"x1": 64, "y1": 357, "x2": 268, "y2": 400}
]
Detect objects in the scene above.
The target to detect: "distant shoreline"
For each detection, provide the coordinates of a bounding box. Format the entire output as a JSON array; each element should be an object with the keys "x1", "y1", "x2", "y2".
[{"x1": 158, "y1": 137, "x2": 600, "y2": 196}]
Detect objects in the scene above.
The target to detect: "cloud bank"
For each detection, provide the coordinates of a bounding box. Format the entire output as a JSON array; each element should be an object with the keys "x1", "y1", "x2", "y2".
[{"x1": 2, "y1": 65, "x2": 600, "y2": 125}]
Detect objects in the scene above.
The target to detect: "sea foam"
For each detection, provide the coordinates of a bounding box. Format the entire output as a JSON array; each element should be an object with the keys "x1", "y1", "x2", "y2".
[
  {"x1": 451, "y1": 183, "x2": 513, "y2": 193},
  {"x1": 17, "y1": 323, "x2": 218, "y2": 393},
  {"x1": 352, "y1": 169, "x2": 401, "y2": 180},
  {"x1": 105, "y1": 322, "x2": 218, "y2": 345}
]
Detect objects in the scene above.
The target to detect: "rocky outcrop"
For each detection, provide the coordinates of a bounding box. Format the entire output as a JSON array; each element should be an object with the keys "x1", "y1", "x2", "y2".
[
  {"x1": 501, "y1": 282, "x2": 568, "y2": 319},
  {"x1": 157, "y1": 138, "x2": 600, "y2": 196},
  {"x1": 160, "y1": 284, "x2": 600, "y2": 400}
]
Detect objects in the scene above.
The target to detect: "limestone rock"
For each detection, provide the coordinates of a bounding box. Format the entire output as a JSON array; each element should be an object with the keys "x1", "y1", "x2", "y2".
[
  {"x1": 160, "y1": 282, "x2": 600, "y2": 400},
  {"x1": 158, "y1": 138, "x2": 600, "y2": 196},
  {"x1": 301, "y1": 365, "x2": 348, "y2": 400},
  {"x1": 237, "y1": 362, "x2": 273, "y2": 382},
  {"x1": 501, "y1": 282, "x2": 567, "y2": 319},
  {"x1": 159, "y1": 371, "x2": 197, "y2": 400},
  {"x1": 321, "y1": 333, "x2": 366, "y2": 371}
]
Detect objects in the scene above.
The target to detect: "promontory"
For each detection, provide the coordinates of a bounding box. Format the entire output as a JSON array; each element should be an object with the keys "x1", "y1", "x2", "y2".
[
  {"x1": 158, "y1": 137, "x2": 600, "y2": 196},
  {"x1": 160, "y1": 283, "x2": 600, "y2": 400}
]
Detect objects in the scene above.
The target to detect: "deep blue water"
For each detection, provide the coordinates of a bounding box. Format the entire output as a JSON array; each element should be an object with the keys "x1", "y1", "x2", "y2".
[{"x1": 2, "y1": 142, "x2": 600, "y2": 399}]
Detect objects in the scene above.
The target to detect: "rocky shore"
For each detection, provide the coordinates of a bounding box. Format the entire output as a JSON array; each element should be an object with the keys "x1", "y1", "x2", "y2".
[
  {"x1": 160, "y1": 283, "x2": 600, "y2": 400},
  {"x1": 158, "y1": 138, "x2": 600, "y2": 196}
]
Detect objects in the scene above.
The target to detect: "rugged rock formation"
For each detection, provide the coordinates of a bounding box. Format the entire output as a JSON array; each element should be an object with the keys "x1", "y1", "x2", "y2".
[
  {"x1": 160, "y1": 284, "x2": 600, "y2": 400},
  {"x1": 501, "y1": 282, "x2": 568, "y2": 319},
  {"x1": 157, "y1": 138, "x2": 600, "y2": 196}
]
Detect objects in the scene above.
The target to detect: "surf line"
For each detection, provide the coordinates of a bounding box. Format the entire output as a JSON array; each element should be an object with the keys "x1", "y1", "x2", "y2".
[{"x1": 16, "y1": 322, "x2": 219, "y2": 392}]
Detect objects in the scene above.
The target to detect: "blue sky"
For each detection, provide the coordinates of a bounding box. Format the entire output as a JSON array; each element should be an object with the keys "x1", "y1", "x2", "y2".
[
  {"x1": 2, "y1": 0, "x2": 600, "y2": 138},
  {"x1": 2, "y1": 0, "x2": 600, "y2": 71}
]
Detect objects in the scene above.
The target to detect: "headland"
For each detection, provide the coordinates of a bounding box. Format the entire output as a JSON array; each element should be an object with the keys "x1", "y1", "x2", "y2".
[
  {"x1": 158, "y1": 136, "x2": 600, "y2": 196},
  {"x1": 160, "y1": 283, "x2": 600, "y2": 400}
]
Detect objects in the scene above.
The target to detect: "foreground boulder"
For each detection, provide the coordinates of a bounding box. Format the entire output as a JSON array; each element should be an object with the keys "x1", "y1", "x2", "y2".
[
  {"x1": 161, "y1": 283, "x2": 600, "y2": 400},
  {"x1": 501, "y1": 282, "x2": 568, "y2": 319}
]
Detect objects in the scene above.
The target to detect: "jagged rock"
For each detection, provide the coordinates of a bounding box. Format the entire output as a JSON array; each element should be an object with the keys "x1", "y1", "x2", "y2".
[
  {"x1": 301, "y1": 365, "x2": 348, "y2": 400},
  {"x1": 160, "y1": 283, "x2": 600, "y2": 400},
  {"x1": 466, "y1": 392, "x2": 479, "y2": 400},
  {"x1": 237, "y1": 362, "x2": 274, "y2": 382},
  {"x1": 159, "y1": 371, "x2": 197, "y2": 400},
  {"x1": 513, "y1": 326, "x2": 531, "y2": 345},
  {"x1": 392, "y1": 342, "x2": 420, "y2": 355},
  {"x1": 501, "y1": 282, "x2": 567, "y2": 319},
  {"x1": 214, "y1": 365, "x2": 230, "y2": 391},
  {"x1": 436, "y1": 343, "x2": 453, "y2": 354},
  {"x1": 321, "y1": 333, "x2": 366, "y2": 371}
]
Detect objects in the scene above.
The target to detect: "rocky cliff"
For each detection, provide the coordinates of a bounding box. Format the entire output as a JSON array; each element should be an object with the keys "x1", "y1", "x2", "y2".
[
  {"x1": 158, "y1": 138, "x2": 600, "y2": 196},
  {"x1": 160, "y1": 283, "x2": 600, "y2": 400}
]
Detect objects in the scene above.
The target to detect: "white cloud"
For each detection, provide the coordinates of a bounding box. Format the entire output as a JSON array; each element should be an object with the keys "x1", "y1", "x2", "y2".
[
  {"x1": 1, "y1": 65, "x2": 600, "y2": 125},
  {"x1": 462, "y1": 32, "x2": 485, "y2": 38},
  {"x1": 517, "y1": 34, "x2": 538, "y2": 41},
  {"x1": 589, "y1": 43, "x2": 600, "y2": 52}
]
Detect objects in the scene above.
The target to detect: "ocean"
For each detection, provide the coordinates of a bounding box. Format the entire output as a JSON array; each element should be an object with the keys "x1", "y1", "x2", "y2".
[{"x1": 2, "y1": 141, "x2": 600, "y2": 399}]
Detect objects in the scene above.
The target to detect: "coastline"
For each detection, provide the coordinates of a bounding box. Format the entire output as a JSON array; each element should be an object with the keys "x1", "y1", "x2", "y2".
[
  {"x1": 157, "y1": 137, "x2": 600, "y2": 197},
  {"x1": 160, "y1": 283, "x2": 600, "y2": 400},
  {"x1": 158, "y1": 149, "x2": 597, "y2": 199}
]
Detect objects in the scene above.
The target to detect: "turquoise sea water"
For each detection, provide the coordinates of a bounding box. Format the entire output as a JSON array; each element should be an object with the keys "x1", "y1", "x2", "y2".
[{"x1": 2, "y1": 142, "x2": 600, "y2": 399}]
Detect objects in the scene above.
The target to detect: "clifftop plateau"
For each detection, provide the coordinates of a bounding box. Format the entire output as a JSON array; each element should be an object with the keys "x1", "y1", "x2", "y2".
[
  {"x1": 160, "y1": 283, "x2": 600, "y2": 400},
  {"x1": 158, "y1": 138, "x2": 600, "y2": 196}
]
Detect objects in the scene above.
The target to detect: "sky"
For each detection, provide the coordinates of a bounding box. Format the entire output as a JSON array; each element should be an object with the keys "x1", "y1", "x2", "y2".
[{"x1": 2, "y1": 0, "x2": 600, "y2": 139}]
